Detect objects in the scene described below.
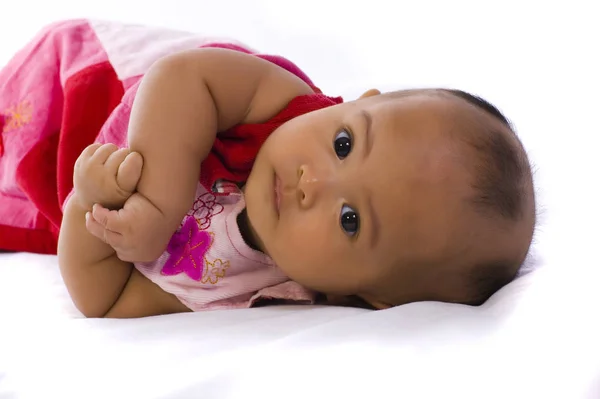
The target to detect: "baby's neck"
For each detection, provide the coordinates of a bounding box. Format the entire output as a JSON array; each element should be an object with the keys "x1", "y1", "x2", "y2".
[{"x1": 236, "y1": 208, "x2": 263, "y2": 253}]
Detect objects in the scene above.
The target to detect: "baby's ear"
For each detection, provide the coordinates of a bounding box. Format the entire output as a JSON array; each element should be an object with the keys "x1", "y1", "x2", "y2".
[
  {"x1": 358, "y1": 88, "x2": 381, "y2": 100},
  {"x1": 358, "y1": 293, "x2": 392, "y2": 310}
]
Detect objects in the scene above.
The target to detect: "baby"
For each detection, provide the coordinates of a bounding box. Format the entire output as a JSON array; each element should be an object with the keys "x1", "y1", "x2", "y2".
[{"x1": 57, "y1": 48, "x2": 536, "y2": 318}]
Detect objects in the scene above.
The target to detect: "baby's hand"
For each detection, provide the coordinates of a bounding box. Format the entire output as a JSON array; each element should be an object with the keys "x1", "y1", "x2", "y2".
[
  {"x1": 86, "y1": 193, "x2": 174, "y2": 263},
  {"x1": 73, "y1": 143, "x2": 142, "y2": 210}
]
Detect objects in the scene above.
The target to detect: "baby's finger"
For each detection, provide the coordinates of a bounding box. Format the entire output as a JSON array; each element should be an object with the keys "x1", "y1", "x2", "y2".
[
  {"x1": 117, "y1": 152, "x2": 143, "y2": 194},
  {"x1": 85, "y1": 211, "x2": 103, "y2": 240},
  {"x1": 92, "y1": 204, "x2": 128, "y2": 234},
  {"x1": 104, "y1": 148, "x2": 130, "y2": 176},
  {"x1": 85, "y1": 212, "x2": 124, "y2": 248},
  {"x1": 79, "y1": 143, "x2": 103, "y2": 160},
  {"x1": 90, "y1": 143, "x2": 119, "y2": 164}
]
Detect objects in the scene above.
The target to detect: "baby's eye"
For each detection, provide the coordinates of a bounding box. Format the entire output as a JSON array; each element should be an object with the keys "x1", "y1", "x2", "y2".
[
  {"x1": 340, "y1": 204, "x2": 360, "y2": 236},
  {"x1": 333, "y1": 129, "x2": 352, "y2": 159}
]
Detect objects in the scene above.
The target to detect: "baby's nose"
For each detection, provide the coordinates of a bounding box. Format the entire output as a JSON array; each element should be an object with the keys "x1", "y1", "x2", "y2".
[{"x1": 297, "y1": 164, "x2": 336, "y2": 208}]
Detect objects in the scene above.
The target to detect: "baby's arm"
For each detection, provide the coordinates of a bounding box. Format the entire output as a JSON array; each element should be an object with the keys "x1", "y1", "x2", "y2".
[
  {"x1": 58, "y1": 144, "x2": 187, "y2": 317},
  {"x1": 89, "y1": 48, "x2": 313, "y2": 263},
  {"x1": 58, "y1": 145, "x2": 135, "y2": 317},
  {"x1": 60, "y1": 49, "x2": 312, "y2": 318}
]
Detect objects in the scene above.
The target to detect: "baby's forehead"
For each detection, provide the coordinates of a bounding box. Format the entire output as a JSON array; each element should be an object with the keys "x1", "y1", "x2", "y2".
[
  {"x1": 362, "y1": 100, "x2": 483, "y2": 279},
  {"x1": 371, "y1": 89, "x2": 497, "y2": 123},
  {"x1": 369, "y1": 92, "x2": 510, "y2": 180},
  {"x1": 355, "y1": 90, "x2": 529, "y2": 306},
  {"x1": 366, "y1": 155, "x2": 473, "y2": 267}
]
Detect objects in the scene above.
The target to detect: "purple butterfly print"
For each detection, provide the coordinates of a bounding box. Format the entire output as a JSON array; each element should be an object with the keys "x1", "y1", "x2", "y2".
[{"x1": 161, "y1": 217, "x2": 211, "y2": 281}]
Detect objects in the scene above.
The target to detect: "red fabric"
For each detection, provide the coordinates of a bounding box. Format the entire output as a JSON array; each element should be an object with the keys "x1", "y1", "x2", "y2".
[
  {"x1": 0, "y1": 33, "x2": 342, "y2": 255},
  {"x1": 57, "y1": 62, "x2": 126, "y2": 207},
  {"x1": 0, "y1": 224, "x2": 58, "y2": 255},
  {"x1": 2, "y1": 62, "x2": 124, "y2": 254},
  {"x1": 201, "y1": 93, "x2": 342, "y2": 192},
  {"x1": 1, "y1": 74, "x2": 341, "y2": 255}
]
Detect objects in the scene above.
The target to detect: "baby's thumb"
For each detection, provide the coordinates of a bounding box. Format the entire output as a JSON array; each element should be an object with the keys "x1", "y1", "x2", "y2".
[{"x1": 116, "y1": 152, "x2": 143, "y2": 193}]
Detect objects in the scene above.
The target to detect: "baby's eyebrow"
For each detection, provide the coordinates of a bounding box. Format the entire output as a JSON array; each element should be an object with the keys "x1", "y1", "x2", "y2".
[
  {"x1": 367, "y1": 191, "x2": 380, "y2": 250},
  {"x1": 358, "y1": 109, "x2": 378, "y2": 249},
  {"x1": 361, "y1": 110, "x2": 374, "y2": 160}
]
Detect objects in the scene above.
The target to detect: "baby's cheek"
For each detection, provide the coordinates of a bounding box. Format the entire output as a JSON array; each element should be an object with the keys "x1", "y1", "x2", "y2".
[
  {"x1": 280, "y1": 228, "x2": 325, "y2": 263},
  {"x1": 294, "y1": 236, "x2": 329, "y2": 265},
  {"x1": 279, "y1": 221, "x2": 345, "y2": 282}
]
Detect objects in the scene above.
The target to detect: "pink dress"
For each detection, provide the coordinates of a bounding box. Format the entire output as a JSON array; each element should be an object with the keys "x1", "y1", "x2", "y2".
[
  {"x1": 135, "y1": 182, "x2": 315, "y2": 310},
  {"x1": 0, "y1": 20, "x2": 345, "y2": 309}
]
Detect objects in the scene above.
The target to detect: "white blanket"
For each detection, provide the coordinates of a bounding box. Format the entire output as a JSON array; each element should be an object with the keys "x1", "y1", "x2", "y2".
[{"x1": 1, "y1": 1, "x2": 599, "y2": 398}]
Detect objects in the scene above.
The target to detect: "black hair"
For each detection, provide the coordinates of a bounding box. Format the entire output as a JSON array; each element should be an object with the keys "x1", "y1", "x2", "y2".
[
  {"x1": 466, "y1": 261, "x2": 519, "y2": 306},
  {"x1": 445, "y1": 89, "x2": 511, "y2": 127},
  {"x1": 444, "y1": 89, "x2": 534, "y2": 305},
  {"x1": 446, "y1": 89, "x2": 529, "y2": 221}
]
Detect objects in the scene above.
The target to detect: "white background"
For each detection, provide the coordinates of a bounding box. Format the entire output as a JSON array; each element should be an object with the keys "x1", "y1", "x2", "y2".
[
  {"x1": 1, "y1": 0, "x2": 597, "y2": 269},
  {"x1": 0, "y1": 1, "x2": 599, "y2": 398}
]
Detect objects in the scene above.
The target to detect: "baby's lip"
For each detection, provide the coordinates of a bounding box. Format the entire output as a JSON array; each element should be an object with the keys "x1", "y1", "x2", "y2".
[{"x1": 274, "y1": 173, "x2": 282, "y2": 217}]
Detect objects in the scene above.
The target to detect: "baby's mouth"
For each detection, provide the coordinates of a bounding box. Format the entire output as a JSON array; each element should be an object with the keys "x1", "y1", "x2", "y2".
[{"x1": 274, "y1": 173, "x2": 282, "y2": 216}]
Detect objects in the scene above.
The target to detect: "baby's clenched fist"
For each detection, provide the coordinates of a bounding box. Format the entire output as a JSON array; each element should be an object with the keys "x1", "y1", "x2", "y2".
[{"x1": 73, "y1": 143, "x2": 143, "y2": 210}]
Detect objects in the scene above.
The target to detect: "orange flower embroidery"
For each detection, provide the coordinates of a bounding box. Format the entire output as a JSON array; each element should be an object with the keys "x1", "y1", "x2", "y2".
[
  {"x1": 1, "y1": 100, "x2": 33, "y2": 133},
  {"x1": 201, "y1": 258, "x2": 230, "y2": 285}
]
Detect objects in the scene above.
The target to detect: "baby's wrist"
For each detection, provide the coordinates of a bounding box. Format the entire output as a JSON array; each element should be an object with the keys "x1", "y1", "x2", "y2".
[
  {"x1": 134, "y1": 192, "x2": 183, "y2": 229},
  {"x1": 69, "y1": 192, "x2": 93, "y2": 212}
]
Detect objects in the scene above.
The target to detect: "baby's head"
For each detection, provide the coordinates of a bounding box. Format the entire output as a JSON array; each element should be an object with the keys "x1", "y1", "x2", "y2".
[{"x1": 243, "y1": 88, "x2": 535, "y2": 308}]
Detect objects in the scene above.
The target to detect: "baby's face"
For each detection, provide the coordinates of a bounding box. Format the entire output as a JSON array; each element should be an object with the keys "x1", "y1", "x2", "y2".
[{"x1": 243, "y1": 91, "x2": 481, "y2": 307}]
